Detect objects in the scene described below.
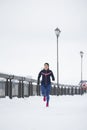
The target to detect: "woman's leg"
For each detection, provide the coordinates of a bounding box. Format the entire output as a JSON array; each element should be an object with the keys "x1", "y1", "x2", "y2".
[
  {"x1": 46, "y1": 85, "x2": 51, "y2": 105},
  {"x1": 41, "y1": 85, "x2": 46, "y2": 97}
]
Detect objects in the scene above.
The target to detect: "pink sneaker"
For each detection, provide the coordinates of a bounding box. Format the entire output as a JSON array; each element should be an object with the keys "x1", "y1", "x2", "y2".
[
  {"x1": 46, "y1": 102, "x2": 49, "y2": 107},
  {"x1": 43, "y1": 96, "x2": 46, "y2": 101}
]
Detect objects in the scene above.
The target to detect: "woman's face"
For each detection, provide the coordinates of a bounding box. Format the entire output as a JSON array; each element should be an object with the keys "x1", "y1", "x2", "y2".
[{"x1": 44, "y1": 64, "x2": 49, "y2": 70}]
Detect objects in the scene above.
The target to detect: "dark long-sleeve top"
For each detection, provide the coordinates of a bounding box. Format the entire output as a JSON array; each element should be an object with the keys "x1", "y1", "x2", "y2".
[{"x1": 37, "y1": 69, "x2": 55, "y2": 85}]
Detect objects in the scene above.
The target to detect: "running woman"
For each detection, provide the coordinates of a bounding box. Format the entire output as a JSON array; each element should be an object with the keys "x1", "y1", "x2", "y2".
[{"x1": 37, "y1": 63, "x2": 55, "y2": 107}]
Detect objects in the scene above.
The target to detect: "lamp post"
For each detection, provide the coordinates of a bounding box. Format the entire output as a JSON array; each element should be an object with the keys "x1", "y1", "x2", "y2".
[
  {"x1": 55, "y1": 27, "x2": 61, "y2": 88},
  {"x1": 80, "y1": 51, "x2": 84, "y2": 82}
]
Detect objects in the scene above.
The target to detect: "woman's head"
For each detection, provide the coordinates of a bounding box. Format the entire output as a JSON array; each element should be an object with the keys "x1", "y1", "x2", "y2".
[{"x1": 44, "y1": 63, "x2": 49, "y2": 70}]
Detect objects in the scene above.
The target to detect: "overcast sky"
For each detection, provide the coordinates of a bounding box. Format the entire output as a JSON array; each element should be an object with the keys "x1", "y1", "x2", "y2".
[{"x1": 0, "y1": 0, "x2": 87, "y2": 85}]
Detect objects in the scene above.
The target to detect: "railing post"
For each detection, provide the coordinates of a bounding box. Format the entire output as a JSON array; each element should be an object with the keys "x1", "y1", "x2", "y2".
[
  {"x1": 29, "y1": 82, "x2": 31, "y2": 96},
  {"x1": 64, "y1": 87, "x2": 66, "y2": 95},
  {"x1": 50, "y1": 86, "x2": 53, "y2": 95},
  {"x1": 78, "y1": 87, "x2": 80, "y2": 95},
  {"x1": 18, "y1": 81, "x2": 22, "y2": 98},
  {"x1": 67, "y1": 87, "x2": 69, "y2": 95},
  {"x1": 75, "y1": 87, "x2": 77, "y2": 94},
  {"x1": 57, "y1": 86, "x2": 60, "y2": 96},
  {"x1": 31, "y1": 82, "x2": 33, "y2": 96},
  {"x1": 5, "y1": 78, "x2": 9, "y2": 96},
  {"x1": 9, "y1": 79, "x2": 12, "y2": 99},
  {"x1": 54, "y1": 85, "x2": 57, "y2": 95},
  {"x1": 22, "y1": 80, "x2": 24, "y2": 98},
  {"x1": 28, "y1": 82, "x2": 30, "y2": 97},
  {"x1": 71, "y1": 87, "x2": 73, "y2": 96},
  {"x1": 29, "y1": 82, "x2": 33, "y2": 96},
  {"x1": 37, "y1": 84, "x2": 40, "y2": 96}
]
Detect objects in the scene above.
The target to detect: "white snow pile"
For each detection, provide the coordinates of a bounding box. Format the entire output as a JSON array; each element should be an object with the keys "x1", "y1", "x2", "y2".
[{"x1": 0, "y1": 94, "x2": 87, "y2": 130}]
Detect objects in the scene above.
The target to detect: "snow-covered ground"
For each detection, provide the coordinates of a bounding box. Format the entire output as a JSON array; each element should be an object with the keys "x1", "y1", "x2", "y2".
[{"x1": 0, "y1": 94, "x2": 87, "y2": 130}]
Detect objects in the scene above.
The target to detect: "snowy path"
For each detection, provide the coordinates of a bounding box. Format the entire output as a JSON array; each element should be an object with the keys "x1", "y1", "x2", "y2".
[{"x1": 0, "y1": 95, "x2": 87, "y2": 130}]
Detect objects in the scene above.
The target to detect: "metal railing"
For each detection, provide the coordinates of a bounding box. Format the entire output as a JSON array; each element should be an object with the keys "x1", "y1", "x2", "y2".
[{"x1": 0, "y1": 73, "x2": 86, "y2": 99}]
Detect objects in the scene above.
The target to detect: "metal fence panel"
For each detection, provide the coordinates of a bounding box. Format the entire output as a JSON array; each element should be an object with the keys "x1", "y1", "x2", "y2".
[
  {"x1": 0, "y1": 81, "x2": 5, "y2": 97},
  {"x1": 24, "y1": 83, "x2": 29, "y2": 97},
  {"x1": 12, "y1": 82, "x2": 19, "y2": 97}
]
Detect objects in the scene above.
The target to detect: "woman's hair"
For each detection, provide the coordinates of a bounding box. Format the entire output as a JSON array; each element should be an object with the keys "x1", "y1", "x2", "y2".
[{"x1": 44, "y1": 63, "x2": 49, "y2": 67}]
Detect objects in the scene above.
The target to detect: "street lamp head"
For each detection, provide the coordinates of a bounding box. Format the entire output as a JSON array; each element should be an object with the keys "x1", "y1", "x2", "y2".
[
  {"x1": 55, "y1": 27, "x2": 61, "y2": 37},
  {"x1": 80, "y1": 51, "x2": 84, "y2": 58}
]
